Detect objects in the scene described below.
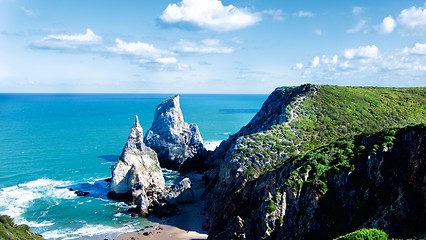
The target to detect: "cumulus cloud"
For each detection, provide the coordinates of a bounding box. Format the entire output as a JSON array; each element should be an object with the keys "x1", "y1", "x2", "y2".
[
  {"x1": 397, "y1": 3, "x2": 426, "y2": 30},
  {"x1": 294, "y1": 10, "x2": 314, "y2": 18},
  {"x1": 172, "y1": 39, "x2": 235, "y2": 54},
  {"x1": 380, "y1": 16, "x2": 396, "y2": 34},
  {"x1": 108, "y1": 38, "x2": 182, "y2": 69},
  {"x1": 293, "y1": 44, "x2": 426, "y2": 84},
  {"x1": 159, "y1": 0, "x2": 261, "y2": 31},
  {"x1": 295, "y1": 62, "x2": 303, "y2": 70},
  {"x1": 343, "y1": 45, "x2": 379, "y2": 59},
  {"x1": 33, "y1": 28, "x2": 102, "y2": 49},
  {"x1": 311, "y1": 56, "x2": 320, "y2": 68},
  {"x1": 404, "y1": 43, "x2": 426, "y2": 55}
]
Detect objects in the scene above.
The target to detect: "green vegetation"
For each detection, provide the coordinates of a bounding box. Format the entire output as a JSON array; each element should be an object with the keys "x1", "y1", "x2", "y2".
[
  {"x1": 334, "y1": 228, "x2": 388, "y2": 240},
  {"x1": 0, "y1": 215, "x2": 44, "y2": 240},
  {"x1": 266, "y1": 199, "x2": 277, "y2": 214},
  {"x1": 284, "y1": 125, "x2": 419, "y2": 193},
  {"x1": 232, "y1": 86, "x2": 426, "y2": 180}
]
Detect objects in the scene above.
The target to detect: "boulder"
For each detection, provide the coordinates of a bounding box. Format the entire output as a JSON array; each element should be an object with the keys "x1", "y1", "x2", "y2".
[
  {"x1": 109, "y1": 115, "x2": 165, "y2": 215},
  {"x1": 144, "y1": 96, "x2": 206, "y2": 170}
]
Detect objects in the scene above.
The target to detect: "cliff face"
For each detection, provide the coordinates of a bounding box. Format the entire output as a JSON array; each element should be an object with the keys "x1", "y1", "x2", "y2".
[
  {"x1": 144, "y1": 96, "x2": 206, "y2": 170},
  {"x1": 204, "y1": 85, "x2": 426, "y2": 239},
  {"x1": 209, "y1": 125, "x2": 425, "y2": 239},
  {"x1": 109, "y1": 116, "x2": 165, "y2": 214}
]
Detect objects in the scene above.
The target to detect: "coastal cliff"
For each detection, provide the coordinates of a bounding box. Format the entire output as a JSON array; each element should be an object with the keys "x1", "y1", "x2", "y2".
[
  {"x1": 144, "y1": 95, "x2": 207, "y2": 170},
  {"x1": 204, "y1": 85, "x2": 426, "y2": 239},
  {"x1": 109, "y1": 115, "x2": 165, "y2": 215}
]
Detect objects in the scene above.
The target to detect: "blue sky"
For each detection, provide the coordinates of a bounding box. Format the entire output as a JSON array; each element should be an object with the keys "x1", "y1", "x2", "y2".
[{"x1": 0, "y1": 0, "x2": 425, "y2": 93}]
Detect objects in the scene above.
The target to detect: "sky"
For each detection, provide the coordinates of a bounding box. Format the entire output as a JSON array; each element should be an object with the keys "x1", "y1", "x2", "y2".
[{"x1": 0, "y1": 0, "x2": 426, "y2": 93}]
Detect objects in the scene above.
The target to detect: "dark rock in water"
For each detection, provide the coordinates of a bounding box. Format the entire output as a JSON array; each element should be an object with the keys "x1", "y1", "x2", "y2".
[
  {"x1": 109, "y1": 115, "x2": 165, "y2": 215},
  {"x1": 74, "y1": 190, "x2": 89, "y2": 197},
  {"x1": 144, "y1": 96, "x2": 207, "y2": 170},
  {"x1": 69, "y1": 188, "x2": 74, "y2": 191}
]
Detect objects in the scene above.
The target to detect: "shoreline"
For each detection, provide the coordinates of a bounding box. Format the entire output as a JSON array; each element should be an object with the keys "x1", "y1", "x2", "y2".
[{"x1": 99, "y1": 186, "x2": 208, "y2": 240}]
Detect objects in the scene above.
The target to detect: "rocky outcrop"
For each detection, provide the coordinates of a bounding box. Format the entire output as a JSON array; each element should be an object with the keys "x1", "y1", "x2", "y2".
[
  {"x1": 206, "y1": 125, "x2": 426, "y2": 239},
  {"x1": 204, "y1": 85, "x2": 426, "y2": 239},
  {"x1": 144, "y1": 96, "x2": 206, "y2": 170},
  {"x1": 109, "y1": 115, "x2": 165, "y2": 215}
]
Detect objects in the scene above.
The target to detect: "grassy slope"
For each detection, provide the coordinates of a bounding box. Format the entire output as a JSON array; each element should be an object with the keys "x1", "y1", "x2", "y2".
[
  {"x1": 233, "y1": 85, "x2": 426, "y2": 180},
  {"x1": 0, "y1": 215, "x2": 44, "y2": 240}
]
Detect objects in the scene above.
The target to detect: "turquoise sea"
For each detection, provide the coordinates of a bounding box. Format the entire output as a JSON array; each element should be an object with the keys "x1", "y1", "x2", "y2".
[{"x1": 0, "y1": 94, "x2": 267, "y2": 239}]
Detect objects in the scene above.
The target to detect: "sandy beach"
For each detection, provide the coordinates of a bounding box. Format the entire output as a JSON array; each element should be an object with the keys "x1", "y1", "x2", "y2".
[{"x1": 100, "y1": 186, "x2": 208, "y2": 240}]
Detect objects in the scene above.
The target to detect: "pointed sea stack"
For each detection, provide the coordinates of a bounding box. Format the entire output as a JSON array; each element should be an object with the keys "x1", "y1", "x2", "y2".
[
  {"x1": 109, "y1": 115, "x2": 165, "y2": 215},
  {"x1": 144, "y1": 96, "x2": 206, "y2": 170}
]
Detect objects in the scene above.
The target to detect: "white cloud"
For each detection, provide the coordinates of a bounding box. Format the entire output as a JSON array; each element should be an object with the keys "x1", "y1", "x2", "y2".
[
  {"x1": 108, "y1": 38, "x2": 168, "y2": 57},
  {"x1": 352, "y1": 6, "x2": 366, "y2": 16},
  {"x1": 380, "y1": 16, "x2": 396, "y2": 34},
  {"x1": 397, "y1": 3, "x2": 426, "y2": 30},
  {"x1": 159, "y1": 0, "x2": 261, "y2": 32},
  {"x1": 294, "y1": 44, "x2": 426, "y2": 84},
  {"x1": 343, "y1": 45, "x2": 379, "y2": 59},
  {"x1": 295, "y1": 62, "x2": 303, "y2": 70},
  {"x1": 108, "y1": 38, "x2": 181, "y2": 68},
  {"x1": 34, "y1": 29, "x2": 102, "y2": 49},
  {"x1": 155, "y1": 57, "x2": 178, "y2": 64},
  {"x1": 172, "y1": 39, "x2": 235, "y2": 54},
  {"x1": 311, "y1": 56, "x2": 320, "y2": 68},
  {"x1": 404, "y1": 43, "x2": 426, "y2": 55},
  {"x1": 294, "y1": 10, "x2": 314, "y2": 18},
  {"x1": 347, "y1": 20, "x2": 367, "y2": 33}
]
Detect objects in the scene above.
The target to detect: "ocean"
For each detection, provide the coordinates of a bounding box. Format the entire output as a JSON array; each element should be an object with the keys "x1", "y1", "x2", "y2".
[{"x1": 0, "y1": 94, "x2": 267, "y2": 239}]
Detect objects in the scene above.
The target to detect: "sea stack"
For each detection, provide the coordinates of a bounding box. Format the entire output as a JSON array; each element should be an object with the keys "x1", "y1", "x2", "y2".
[
  {"x1": 144, "y1": 95, "x2": 206, "y2": 170},
  {"x1": 109, "y1": 115, "x2": 165, "y2": 215}
]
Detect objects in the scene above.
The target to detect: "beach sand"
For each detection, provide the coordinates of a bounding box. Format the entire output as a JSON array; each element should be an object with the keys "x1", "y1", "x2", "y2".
[{"x1": 115, "y1": 187, "x2": 208, "y2": 240}]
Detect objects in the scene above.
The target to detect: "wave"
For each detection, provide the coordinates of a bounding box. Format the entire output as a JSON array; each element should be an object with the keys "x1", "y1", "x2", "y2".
[
  {"x1": 204, "y1": 140, "x2": 222, "y2": 151},
  {"x1": 0, "y1": 178, "x2": 74, "y2": 226},
  {"x1": 42, "y1": 223, "x2": 133, "y2": 240}
]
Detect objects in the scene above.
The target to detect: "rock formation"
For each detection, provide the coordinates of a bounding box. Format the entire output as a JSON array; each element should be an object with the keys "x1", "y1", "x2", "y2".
[
  {"x1": 207, "y1": 124, "x2": 426, "y2": 239},
  {"x1": 203, "y1": 85, "x2": 426, "y2": 239},
  {"x1": 109, "y1": 115, "x2": 165, "y2": 215},
  {"x1": 144, "y1": 95, "x2": 206, "y2": 170}
]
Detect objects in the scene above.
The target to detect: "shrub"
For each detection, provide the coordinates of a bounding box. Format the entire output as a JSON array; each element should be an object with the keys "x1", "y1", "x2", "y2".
[{"x1": 334, "y1": 228, "x2": 388, "y2": 240}]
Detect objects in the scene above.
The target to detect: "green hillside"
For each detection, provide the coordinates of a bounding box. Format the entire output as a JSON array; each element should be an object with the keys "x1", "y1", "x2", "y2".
[
  {"x1": 0, "y1": 215, "x2": 44, "y2": 240},
  {"x1": 232, "y1": 85, "x2": 426, "y2": 180}
]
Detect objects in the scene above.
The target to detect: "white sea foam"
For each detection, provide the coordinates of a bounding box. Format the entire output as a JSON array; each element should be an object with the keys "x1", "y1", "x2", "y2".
[
  {"x1": 42, "y1": 224, "x2": 132, "y2": 240},
  {"x1": 205, "y1": 140, "x2": 222, "y2": 151},
  {"x1": 0, "y1": 178, "x2": 74, "y2": 226}
]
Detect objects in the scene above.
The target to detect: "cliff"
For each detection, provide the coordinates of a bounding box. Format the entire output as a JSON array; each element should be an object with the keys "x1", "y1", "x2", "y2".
[
  {"x1": 144, "y1": 95, "x2": 207, "y2": 170},
  {"x1": 204, "y1": 85, "x2": 426, "y2": 239},
  {"x1": 109, "y1": 115, "x2": 165, "y2": 215}
]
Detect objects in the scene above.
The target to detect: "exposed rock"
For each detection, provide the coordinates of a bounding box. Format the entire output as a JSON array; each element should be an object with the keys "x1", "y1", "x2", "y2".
[
  {"x1": 144, "y1": 95, "x2": 207, "y2": 170},
  {"x1": 108, "y1": 115, "x2": 165, "y2": 215},
  {"x1": 204, "y1": 85, "x2": 426, "y2": 239},
  {"x1": 165, "y1": 177, "x2": 195, "y2": 205},
  {"x1": 207, "y1": 125, "x2": 426, "y2": 239}
]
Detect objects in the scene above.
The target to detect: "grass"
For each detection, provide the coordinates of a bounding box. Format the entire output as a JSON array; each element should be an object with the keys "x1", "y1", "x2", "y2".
[
  {"x1": 334, "y1": 228, "x2": 388, "y2": 240},
  {"x1": 0, "y1": 215, "x2": 44, "y2": 240},
  {"x1": 231, "y1": 85, "x2": 426, "y2": 180}
]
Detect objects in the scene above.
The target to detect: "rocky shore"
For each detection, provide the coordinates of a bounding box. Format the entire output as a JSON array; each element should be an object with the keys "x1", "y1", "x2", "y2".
[{"x1": 103, "y1": 85, "x2": 425, "y2": 240}]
